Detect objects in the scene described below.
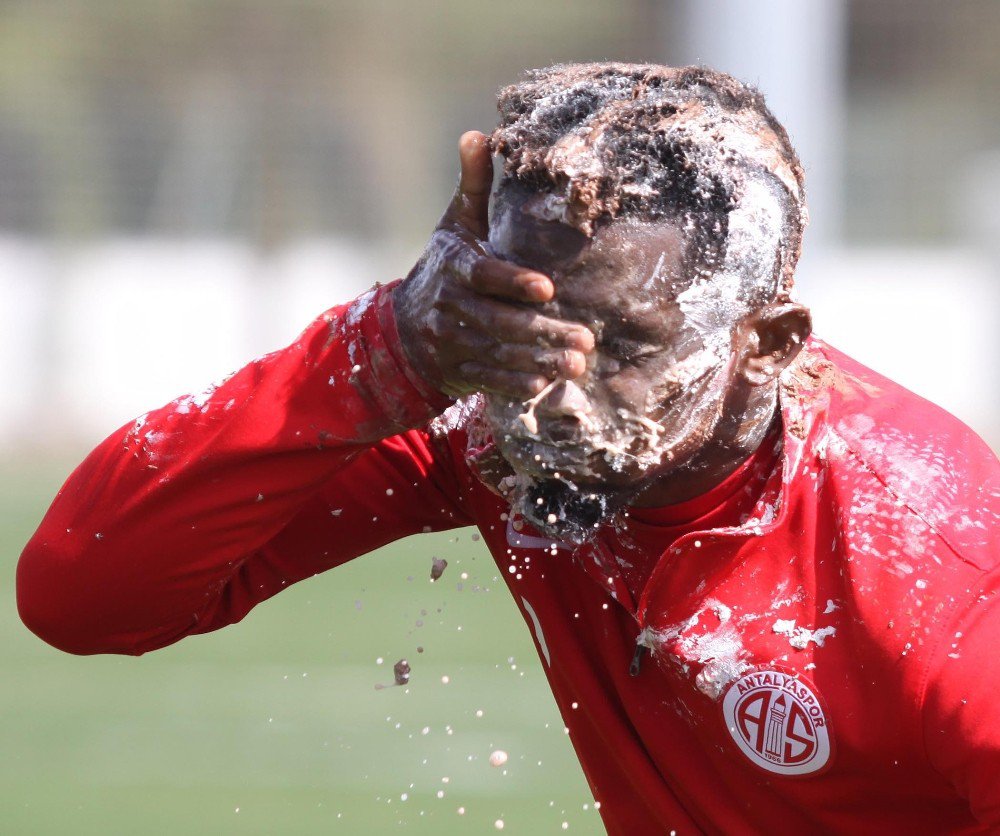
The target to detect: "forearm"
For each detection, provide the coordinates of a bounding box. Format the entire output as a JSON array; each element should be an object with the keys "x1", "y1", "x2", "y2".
[{"x1": 16, "y1": 283, "x2": 453, "y2": 655}]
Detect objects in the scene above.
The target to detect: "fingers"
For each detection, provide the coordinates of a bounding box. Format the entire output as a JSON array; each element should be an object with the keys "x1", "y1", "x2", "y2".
[
  {"x1": 444, "y1": 326, "x2": 588, "y2": 379},
  {"x1": 443, "y1": 131, "x2": 493, "y2": 239},
  {"x1": 455, "y1": 363, "x2": 549, "y2": 399},
  {"x1": 493, "y1": 344, "x2": 589, "y2": 379},
  {"x1": 468, "y1": 257, "x2": 553, "y2": 303},
  {"x1": 458, "y1": 131, "x2": 491, "y2": 203},
  {"x1": 439, "y1": 294, "x2": 594, "y2": 353},
  {"x1": 433, "y1": 229, "x2": 553, "y2": 304}
]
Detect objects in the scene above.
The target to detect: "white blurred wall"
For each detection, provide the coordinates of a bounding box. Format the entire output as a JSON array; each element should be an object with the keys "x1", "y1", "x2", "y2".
[
  {"x1": 804, "y1": 248, "x2": 999, "y2": 448},
  {"x1": 673, "y1": 0, "x2": 846, "y2": 250},
  {"x1": 0, "y1": 237, "x2": 383, "y2": 450}
]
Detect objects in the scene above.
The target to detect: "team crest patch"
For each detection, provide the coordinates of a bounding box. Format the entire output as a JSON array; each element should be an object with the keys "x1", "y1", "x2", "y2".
[{"x1": 721, "y1": 668, "x2": 832, "y2": 776}]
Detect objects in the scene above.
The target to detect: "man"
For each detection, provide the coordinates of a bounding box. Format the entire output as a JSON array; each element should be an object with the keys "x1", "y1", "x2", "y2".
[{"x1": 17, "y1": 64, "x2": 1000, "y2": 832}]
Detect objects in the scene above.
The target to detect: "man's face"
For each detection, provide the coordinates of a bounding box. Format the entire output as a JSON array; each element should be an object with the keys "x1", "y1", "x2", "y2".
[{"x1": 484, "y1": 181, "x2": 738, "y2": 494}]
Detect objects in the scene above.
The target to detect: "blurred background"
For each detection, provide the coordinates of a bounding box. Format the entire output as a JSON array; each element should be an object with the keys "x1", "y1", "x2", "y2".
[{"x1": 1, "y1": 1, "x2": 997, "y2": 833}]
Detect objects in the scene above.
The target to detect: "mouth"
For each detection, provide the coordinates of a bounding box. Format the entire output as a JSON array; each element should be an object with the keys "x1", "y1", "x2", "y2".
[
  {"x1": 497, "y1": 424, "x2": 656, "y2": 487},
  {"x1": 521, "y1": 417, "x2": 590, "y2": 445},
  {"x1": 485, "y1": 348, "x2": 733, "y2": 487},
  {"x1": 517, "y1": 478, "x2": 617, "y2": 545},
  {"x1": 501, "y1": 435, "x2": 601, "y2": 479}
]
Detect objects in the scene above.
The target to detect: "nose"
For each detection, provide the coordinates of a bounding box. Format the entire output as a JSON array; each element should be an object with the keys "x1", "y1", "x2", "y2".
[
  {"x1": 516, "y1": 378, "x2": 596, "y2": 436},
  {"x1": 535, "y1": 379, "x2": 589, "y2": 418}
]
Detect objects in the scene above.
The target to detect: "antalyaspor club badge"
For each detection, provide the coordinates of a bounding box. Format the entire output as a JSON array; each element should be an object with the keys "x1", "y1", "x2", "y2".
[{"x1": 722, "y1": 669, "x2": 832, "y2": 775}]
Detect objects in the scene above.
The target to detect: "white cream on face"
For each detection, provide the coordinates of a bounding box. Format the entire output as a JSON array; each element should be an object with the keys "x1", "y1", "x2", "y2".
[
  {"x1": 676, "y1": 178, "x2": 784, "y2": 363},
  {"x1": 483, "y1": 174, "x2": 786, "y2": 535}
]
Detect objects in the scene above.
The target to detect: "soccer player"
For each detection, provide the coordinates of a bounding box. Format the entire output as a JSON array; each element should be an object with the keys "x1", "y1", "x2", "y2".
[{"x1": 17, "y1": 64, "x2": 1000, "y2": 832}]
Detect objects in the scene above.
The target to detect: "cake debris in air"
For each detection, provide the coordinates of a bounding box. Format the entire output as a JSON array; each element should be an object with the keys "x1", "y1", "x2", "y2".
[{"x1": 430, "y1": 557, "x2": 448, "y2": 581}]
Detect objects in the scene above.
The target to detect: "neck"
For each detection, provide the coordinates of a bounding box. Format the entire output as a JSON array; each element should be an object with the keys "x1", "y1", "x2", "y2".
[{"x1": 629, "y1": 380, "x2": 780, "y2": 508}]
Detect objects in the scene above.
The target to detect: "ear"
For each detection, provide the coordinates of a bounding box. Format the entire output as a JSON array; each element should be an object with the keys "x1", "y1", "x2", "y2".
[{"x1": 735, "y1": 302, "x2": 812, "y2": 386}]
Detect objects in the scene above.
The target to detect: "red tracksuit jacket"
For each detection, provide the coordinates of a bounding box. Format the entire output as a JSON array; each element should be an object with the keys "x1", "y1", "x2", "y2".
[{"x1": 17, "y1": 284, "x2": 1000, "y2": 834}]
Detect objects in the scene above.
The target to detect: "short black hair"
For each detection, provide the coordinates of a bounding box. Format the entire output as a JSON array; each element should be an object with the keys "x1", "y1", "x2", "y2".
[{"x1": 492, "y1": 62, "x2": 807, "y2": 300}]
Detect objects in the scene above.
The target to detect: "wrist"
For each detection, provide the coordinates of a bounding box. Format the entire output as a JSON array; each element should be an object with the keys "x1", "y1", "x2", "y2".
[{"x1": 376, "y1": 283, "x2": 454, "y2": 413}]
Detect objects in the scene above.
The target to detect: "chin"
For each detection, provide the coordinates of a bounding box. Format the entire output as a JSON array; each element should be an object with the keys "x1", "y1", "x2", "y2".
[{"x1": 482, "y1": 398, "x2": 718, "y2": 541}]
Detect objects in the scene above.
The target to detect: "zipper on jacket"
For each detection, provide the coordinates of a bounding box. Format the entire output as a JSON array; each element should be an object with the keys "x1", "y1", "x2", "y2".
[
  {"x1": 629, "y1": 642, "x2": 648, "y2": 677},
  {"x1": 629, "y1": 627, "x2": 656, "y2": 677}
]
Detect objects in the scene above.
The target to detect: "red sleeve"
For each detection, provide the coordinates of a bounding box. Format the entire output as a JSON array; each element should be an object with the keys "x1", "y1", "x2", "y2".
[
  {"x1": 16, "y1": 283, "x2": 472, "y2": 656},
  {"x1": 922, "y1": 567, "x2": 1000, "y2": 825}
]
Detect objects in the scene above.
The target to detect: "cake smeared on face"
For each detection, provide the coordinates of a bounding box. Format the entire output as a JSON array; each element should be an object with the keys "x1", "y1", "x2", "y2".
[
  {"x1": 491, "y1": 62, "x2": 805, "y2": 285},
  {"x1": 483, "y1": 63, "x2": 808, "y2": 543},
  {"x1": 484, "y1": 214, "x2": 740, "y2": 543}
]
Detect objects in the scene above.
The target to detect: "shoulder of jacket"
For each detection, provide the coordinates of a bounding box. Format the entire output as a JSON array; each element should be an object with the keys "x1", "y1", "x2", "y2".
[{"x1": 790, "y1": 339, "x2": 999, "y2": 571}]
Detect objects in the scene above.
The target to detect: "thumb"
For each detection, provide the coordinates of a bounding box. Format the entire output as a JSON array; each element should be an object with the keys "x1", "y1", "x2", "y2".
[{"x1": 443, "y1": 130, "x2": 492, "y2": 239}]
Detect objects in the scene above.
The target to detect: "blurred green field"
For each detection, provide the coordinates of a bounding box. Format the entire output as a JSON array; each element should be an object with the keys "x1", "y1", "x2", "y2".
[{"x1": 0, "y1": 456, "x2": 603, "y2": 835}]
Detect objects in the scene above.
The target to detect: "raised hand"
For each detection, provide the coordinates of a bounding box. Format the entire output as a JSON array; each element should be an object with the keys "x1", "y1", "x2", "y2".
[{"x1": 393, "y1": 131, "x2": 593, "y2": 400}]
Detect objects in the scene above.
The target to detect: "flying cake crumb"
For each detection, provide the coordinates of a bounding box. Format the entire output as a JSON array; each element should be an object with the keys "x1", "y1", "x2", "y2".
[{"x1": 430, "y1": 557, "x2": 448, "y2": 581}]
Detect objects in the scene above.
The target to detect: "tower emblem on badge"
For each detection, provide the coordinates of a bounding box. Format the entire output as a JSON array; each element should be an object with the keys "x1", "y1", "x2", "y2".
[{"x1": 722, "y1": 669, "x2": 832, "y2": 775}]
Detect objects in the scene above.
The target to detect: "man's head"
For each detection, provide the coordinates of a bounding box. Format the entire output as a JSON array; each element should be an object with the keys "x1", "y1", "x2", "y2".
[
  {"x1": 491, "y1": 62, "x2": 807, "y2": 289},
  {"x1": 480, "y1": 63, "x2": 811, "y2": 540}
]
